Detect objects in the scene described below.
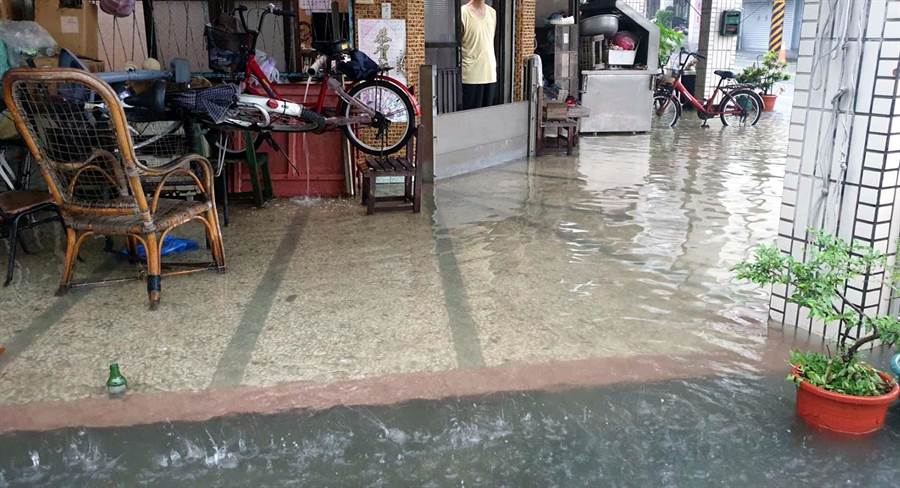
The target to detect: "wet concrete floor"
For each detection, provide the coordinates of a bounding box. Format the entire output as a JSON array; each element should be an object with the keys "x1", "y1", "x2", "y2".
[
  {"x1": 5, "y1": 84, "x2": 900, "y2": 485},
  {"x1": 0, "y1": 92, "x2": 841, "y2": 435}
]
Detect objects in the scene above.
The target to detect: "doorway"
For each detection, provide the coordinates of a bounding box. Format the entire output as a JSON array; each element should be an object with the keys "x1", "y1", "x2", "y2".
[
  {"x1": 489, "y1": 0, "x2": 515, "y2": 106},
  {"x1": 425, "y1": 0, "x2": 516, "y2": 112}
]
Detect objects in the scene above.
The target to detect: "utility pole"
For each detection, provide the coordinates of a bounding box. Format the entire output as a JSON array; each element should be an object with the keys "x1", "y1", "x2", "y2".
[{"x1": 769, "y1": 0, "x2": 786, "y2": 60}]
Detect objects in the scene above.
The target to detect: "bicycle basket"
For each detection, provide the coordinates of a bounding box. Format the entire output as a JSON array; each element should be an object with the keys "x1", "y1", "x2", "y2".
[{"x1": 205, "y1": 25, "x2": 257, "y2": 73}]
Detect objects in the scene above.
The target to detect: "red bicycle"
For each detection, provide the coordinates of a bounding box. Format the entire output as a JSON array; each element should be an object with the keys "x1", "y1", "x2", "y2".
[
  {"x1": 653, "y1": 48, "x2": 762, "y2": 128},
  {"x1": 205, "y1": 4, "x2": 419, "y2": 155}
]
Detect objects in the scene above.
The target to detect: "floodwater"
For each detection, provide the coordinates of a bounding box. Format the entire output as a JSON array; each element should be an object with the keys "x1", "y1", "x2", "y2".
[
  {"x1": 2, "y1": 370, "x2": 899, "y2": 486},
  {"x1": 3, "y1": 100, "x2": 900, "y2": 486}
]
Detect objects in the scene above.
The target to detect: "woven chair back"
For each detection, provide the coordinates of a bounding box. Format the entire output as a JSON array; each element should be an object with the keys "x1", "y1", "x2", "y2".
[{"x1": 3, "y1": 68, "x2": 149, "y2": 217}]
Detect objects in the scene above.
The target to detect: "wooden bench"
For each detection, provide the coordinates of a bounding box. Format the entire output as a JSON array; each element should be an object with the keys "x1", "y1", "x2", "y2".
[{"x1": 361, "y1": 126, "x2": 423, "y2": 215}]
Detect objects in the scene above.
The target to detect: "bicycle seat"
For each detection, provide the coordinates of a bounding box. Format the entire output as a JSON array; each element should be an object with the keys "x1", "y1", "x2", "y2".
[
  {"x1": 312, "y1": 40, "x2": 351, "y2": 57},
  {"x1": 714, "y1": 69, "x2": 735, "y2": 79}
]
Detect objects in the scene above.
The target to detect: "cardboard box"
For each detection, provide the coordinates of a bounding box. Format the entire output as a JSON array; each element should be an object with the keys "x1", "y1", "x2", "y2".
[{"x1": 35, "y1": 1, "x2": 100, "y2": 60}]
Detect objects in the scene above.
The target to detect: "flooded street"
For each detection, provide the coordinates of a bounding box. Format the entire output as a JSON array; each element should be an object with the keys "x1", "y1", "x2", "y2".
[
  {"x1": 3, "y1": 101, "x2": 900, "y2": 485},
  {"x1": 3, "y1": 370, "x2": 899, "y2": 486}
]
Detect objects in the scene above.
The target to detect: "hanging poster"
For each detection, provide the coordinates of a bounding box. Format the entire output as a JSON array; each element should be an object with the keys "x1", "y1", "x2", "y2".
[{"x1": 357, "y1": 19, "x2": 407, "y2": 85}]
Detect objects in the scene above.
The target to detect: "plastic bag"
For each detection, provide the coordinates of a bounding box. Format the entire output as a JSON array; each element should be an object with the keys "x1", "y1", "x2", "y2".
[
  {"x1": 100, "y1": 0, "x2": 136, "y2": 17},
  {"x1": 120, "y1": 237, "x2": 199, "y2": 259},
  {"x1": 0, "y1": 21, "x2": 59, "y2": 68},
  {"x1": 255, "y1": 50, "x2": 281, "y2": 84},
  {"x1": 610, "y1": 31, "x2": 638, "y2": 51}
]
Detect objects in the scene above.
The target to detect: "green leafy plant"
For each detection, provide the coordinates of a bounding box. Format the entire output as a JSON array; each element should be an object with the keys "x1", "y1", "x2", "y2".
[
  {"x1": 734, "y1": 230, "x2": 900, "y2": 397},
  {"x1": 736, "y1": 51, "x2": 791, "y2": 95},
  {"x1": 655, "y1": 8, "x2": 675, "y2": 29},
  {"x1": 654, "y1": 19, "x2": 684, "y2": 68}
]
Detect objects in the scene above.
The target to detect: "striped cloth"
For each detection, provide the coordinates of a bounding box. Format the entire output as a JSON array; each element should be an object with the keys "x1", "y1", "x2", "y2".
[{"x1": 167, "y1": 84, "x2": 239, "y2": 124}]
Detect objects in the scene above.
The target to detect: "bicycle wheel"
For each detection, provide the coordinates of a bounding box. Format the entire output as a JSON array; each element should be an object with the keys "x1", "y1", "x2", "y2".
[
  {"x1": 268, "y1": 110, "x2": 325, "y2": 133},
  {"x1": 652, "y1": 94, "x2": 681, "y2": 128},
  {"x1": 341, "y1": 79, "x2": 416, "y2": 156},
  {"x1": 720, "y1": 89, "x2": 762, "y2": 127},
  {"x1": 129, "y1": 121, "x2": 185, "y2": 152}
]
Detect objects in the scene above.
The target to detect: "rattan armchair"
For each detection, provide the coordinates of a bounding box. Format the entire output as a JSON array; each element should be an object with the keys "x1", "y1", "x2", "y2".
[{"x1": 3, "y1": 68, "x2": 225, "y2": 308}]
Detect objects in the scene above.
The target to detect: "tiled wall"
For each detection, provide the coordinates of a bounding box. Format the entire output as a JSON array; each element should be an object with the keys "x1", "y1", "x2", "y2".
[
  {"x1": 696, "y1": 0, "x2": 741, "y2": 98},
  {"x1": 620, "y1": 0, "x2": 647, "y2": 16},
  {"x1": 773, "y1": 0, "x2": 900, "y2": 339}
]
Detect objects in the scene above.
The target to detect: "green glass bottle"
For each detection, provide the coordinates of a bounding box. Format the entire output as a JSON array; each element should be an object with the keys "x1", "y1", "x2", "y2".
[{"x1": 106, "y1": 363, "x2": 127, "y2": 396}]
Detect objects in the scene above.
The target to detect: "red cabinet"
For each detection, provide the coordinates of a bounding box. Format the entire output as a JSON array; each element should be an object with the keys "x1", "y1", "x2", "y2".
[{"x1": 228, "y1": 82, "x2": 347, "y2": 198}]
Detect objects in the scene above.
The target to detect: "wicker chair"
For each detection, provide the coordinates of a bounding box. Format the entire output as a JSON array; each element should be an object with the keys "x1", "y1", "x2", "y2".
[{"x1": 3, "y1": 68, "x2": 225, "y2": 308}]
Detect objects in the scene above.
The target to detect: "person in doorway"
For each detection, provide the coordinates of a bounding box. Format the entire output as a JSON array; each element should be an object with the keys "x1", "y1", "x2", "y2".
[{"x1": 460, "y1": 0, "x2": 497, "y2": 110}]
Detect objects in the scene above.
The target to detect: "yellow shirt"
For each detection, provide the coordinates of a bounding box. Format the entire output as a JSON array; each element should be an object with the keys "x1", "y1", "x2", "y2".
[{"x1": 460, "y1": 4, "x2": 497, "y2": 84}]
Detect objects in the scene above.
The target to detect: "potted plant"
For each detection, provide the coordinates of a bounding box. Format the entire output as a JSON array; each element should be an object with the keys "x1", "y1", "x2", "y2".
[
  {"x1": 736, "y1": 51, "x2": 791, "y2": 112},
  {"x1": 734, "y1": 230, "x2": 900, "y2": 434}
]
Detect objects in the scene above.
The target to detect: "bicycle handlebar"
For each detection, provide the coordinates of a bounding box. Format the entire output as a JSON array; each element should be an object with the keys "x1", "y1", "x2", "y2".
[
  {"x1": 232, "y1": 4, "x2": 295, "y2": 34},
  {"x1": 679, "y1": 47, "x2": 706, "y2": 61}
]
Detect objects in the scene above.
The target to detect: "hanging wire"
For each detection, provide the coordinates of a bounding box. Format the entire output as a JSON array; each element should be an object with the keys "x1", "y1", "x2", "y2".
[
  {"x1": 115, "y1": 17, "x2": 133, "y2": 65},
  {"x1": 183, "y1": 0, "x2": 189, "y2": 58},
  {"x1": 803, "y1": 0, "x2": 867, "y2": 235},
  {"x1": 131, "y1": 14, "x2": 137, "y2": 61}
]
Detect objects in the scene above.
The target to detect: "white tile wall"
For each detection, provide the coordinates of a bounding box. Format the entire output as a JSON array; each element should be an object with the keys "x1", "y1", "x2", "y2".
[
  {"x1": 695, "y1": 0, "x2": 741, "y2": 98},
  {"x1": 773, "y1": 0, "x2": 900, "y2": 340},
  {"x1": 619, "y1": 0, "x2": 647, "y2": 16}
]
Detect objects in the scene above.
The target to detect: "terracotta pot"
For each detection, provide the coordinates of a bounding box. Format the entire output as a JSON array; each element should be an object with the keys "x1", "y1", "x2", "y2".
[
  {"x1": 761, "y1": 94, "x2": 778, "y2": 112},
  {"x1": 792, "y1": 366, "x2": 899, "y2": 435}
]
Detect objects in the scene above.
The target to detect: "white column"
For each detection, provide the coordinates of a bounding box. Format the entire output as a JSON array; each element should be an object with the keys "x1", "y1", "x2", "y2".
[
  {"x1": 773, "y1": 0, "x2": 900, "y2": 339},
  {"x1": 695, "y1": 0, "x2": 741, "y2": 99},
  {"x1": 687, "y1": 0, "x2": 703, "y2": 52}
]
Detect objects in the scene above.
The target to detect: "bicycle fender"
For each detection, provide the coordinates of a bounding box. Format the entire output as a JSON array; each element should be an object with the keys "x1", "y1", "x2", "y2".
[{"x1": 376, "y1": 75, "x2": 421, "y2": 116}]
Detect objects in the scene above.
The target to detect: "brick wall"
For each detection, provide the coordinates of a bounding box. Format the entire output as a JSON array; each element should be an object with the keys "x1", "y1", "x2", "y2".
[
  {"x1": 355, "y1": 0, "x2": 425, "y2": 91},
  {"x1": 514, "y1": 0, "x2": 536, "y2": 102}
]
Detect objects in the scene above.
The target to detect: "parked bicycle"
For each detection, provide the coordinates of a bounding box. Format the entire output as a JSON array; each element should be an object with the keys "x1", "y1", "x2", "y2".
[
  {"x1": 203, "y1": 4, "x2": 419, "y2": 155},
  {"x1": 652, "y1": 48, "x2": 762, "y2": 129}
]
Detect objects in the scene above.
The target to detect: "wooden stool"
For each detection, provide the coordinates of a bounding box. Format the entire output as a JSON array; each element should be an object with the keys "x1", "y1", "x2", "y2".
[
  {"x1": 538, "y1": 119, "x2": 579, "y2": 156},
  {"x1": 362, "y1": 126, "x2": 423, "y2": 215}
]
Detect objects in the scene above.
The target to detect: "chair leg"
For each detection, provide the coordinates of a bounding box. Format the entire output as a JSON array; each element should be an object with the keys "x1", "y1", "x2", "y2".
[
  {"x1": 536, "y1": 126, "x2": 544, "y2": 155},
  {"x1": 204, "y1": 209, "x2": 227, "y2": 271},
  {"x1": 125, "y1": 236, "x2": 139, "y2": 263},
  {"x1": 366, "y1": 173, "x2": 376, "y2": 215},
  {"x1": 145, "y1": 233, "x2": 162, "y2": 309},
  {"x1": 413, "y1": 174, "x2": 423, "y2": 214},
  {"x1": 57, "y1": 227, "x2": 80, "y2": 295},
  {"x1": 361, "y1": 172, "x2": 370, "y2": 206},
  {"x1": 3, "y1": 221, "x2": 18, "y2": 287},
  {"x1": 404, "y1": 175, "x2": 412, "y2": 202}
]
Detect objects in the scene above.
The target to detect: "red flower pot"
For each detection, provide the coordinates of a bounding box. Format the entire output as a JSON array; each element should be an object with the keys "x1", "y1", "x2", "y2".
[
  {"x1": 793, "y1": 367, "x2": 899, "y2": 435},
  {"x1": 761, "y1": 94, "x2": 778, "y2": 112}
]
